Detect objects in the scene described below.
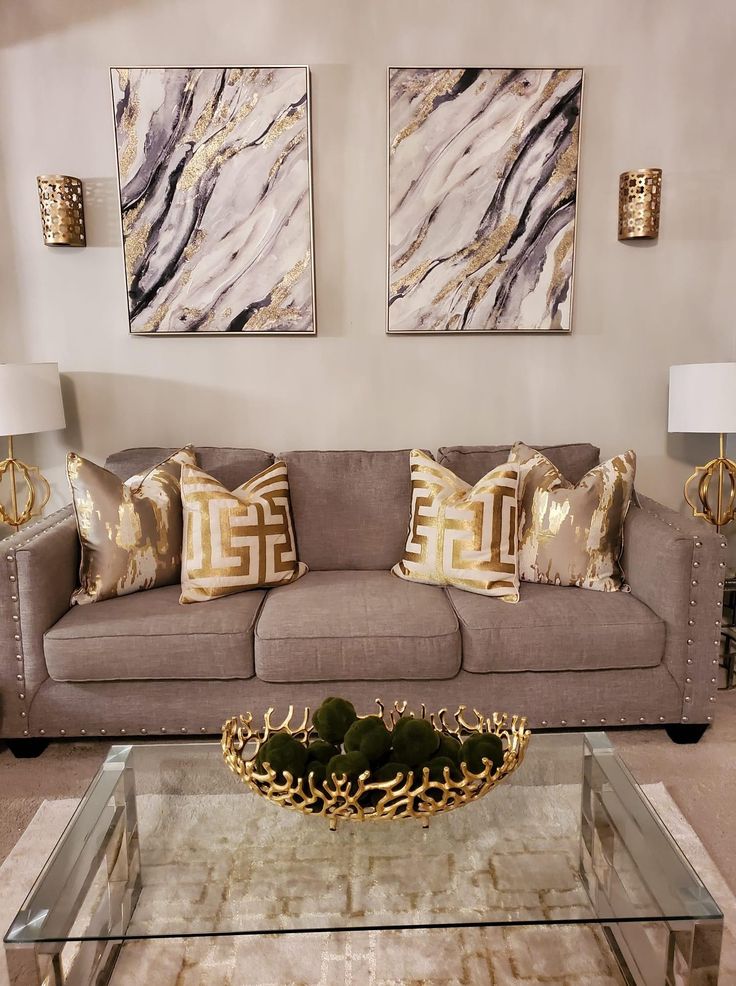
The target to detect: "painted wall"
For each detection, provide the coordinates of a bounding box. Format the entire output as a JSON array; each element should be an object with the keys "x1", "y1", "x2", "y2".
[{"x1": 1, "y1": 0, "x2": 735, "y2": 527}]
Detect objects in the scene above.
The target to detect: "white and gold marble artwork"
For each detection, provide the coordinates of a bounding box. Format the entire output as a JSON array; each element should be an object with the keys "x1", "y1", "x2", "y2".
[
  {"x1": 111, "y1": 67, "x2": 315, "y2": 334},
  {"x1": 388, "y1": 68, "x2": 583, "y2": 333}
]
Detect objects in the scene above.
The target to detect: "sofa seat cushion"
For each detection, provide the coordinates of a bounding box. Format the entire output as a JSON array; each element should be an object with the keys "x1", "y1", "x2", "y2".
[
  {"x1": 448, "y1": 582, "x2": 664, "y2": 673},
  {"x1": 44, "y1": 585, "x2": 265, "y2": 682},
  {"x1": 255, "y1": 571, "x2": 461, "y2": 682}
]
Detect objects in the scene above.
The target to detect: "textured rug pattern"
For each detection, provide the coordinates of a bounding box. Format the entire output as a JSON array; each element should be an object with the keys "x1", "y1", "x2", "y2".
[{"x1": 1, "y1": 784, "x2": 734, "y2": 985}]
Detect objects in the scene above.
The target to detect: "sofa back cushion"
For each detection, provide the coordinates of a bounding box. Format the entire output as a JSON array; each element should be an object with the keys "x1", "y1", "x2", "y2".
[
  {"x1": 437, "y1": 443, "x2": 600, "y2": 486},
  {"x1": 105, "y1": 447, "x2": 274, "y2": 490},
  {"x1": 279, "y1": 450, "x2": 415, "y2": 570}
]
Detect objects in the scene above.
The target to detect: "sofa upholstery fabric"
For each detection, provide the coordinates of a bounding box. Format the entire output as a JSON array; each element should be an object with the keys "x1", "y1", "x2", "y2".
[
  {"x1": 448, "y1": 581, "x2": 664, "y2": 673},
  {"x1": 105, "y1": 447, "x2": 274, "y2": 491},
  {"x1": 438, "y1": 444, "x2": 600, "y2": 486},
  {"x1": 27, "y1": 665, "x2": 683, "y2": 738},
  {"x1": 255, "y1": 570, "x2": 461, "y2": 681},
  {"x1": 44, "y1": 585, "x2": 263, "y2": 682},
  {"x1": 279, "y1": 450, "x2": 415, "y2": 570}
]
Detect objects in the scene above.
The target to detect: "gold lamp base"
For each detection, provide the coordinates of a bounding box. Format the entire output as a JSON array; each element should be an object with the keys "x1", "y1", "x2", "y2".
[
  {"x1": 684, "y1": 433, "x2": 736, "y2": 532},
  {"x1": 0, "y1": 437, "x2": 51, "y2": 532}
]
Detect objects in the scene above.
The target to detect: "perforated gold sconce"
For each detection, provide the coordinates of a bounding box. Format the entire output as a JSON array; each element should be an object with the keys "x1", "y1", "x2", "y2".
[
  {"x1": 37, "y1": 175, "x2": 86, "y2": 247},
  {"x1": 618, "y1": 168, "x2": 662, "y2": 240}
]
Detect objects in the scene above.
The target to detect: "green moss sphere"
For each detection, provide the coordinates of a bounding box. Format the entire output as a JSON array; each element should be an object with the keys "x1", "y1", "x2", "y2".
[
  {"x1": 372, "y1": 762, "x2": 412, "y2": 784},
  {"x1": 436, "y1": 734, "x2": 462, "y2": 764},
  {"x1": 305, "y1": 760, "x2": 327, "y2": 787},
  {"x1": 313, "y1": 697, "x2": 357, "y2": 744},
  {"x1": 256, "y1": 731, "x2": 292, "y2": 769},
  {"x1": 391, "y1": 717, "x2": 440, "y2": 766},
  {"x1": 326, "y1": 751, "x2": 370, "y2": 784},
  {"x1": 257, "y1": 734, "x2": 308, "y2": 780},
  {"x1": 459, "y1": 733, "x2": 504, "y2": 774},
  {"x1": 307, "y1": 740, "x2": 339, "y2": 765},
  {"x1": 344, "y1": 717, "x2": 392, "y2": 762},
  {"x1": 424, "y1": 755, "x2": 461, "y2": 782}
]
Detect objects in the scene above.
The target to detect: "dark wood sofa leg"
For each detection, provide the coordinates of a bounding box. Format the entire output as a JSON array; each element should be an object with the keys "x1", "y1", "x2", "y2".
[
  {"x1": 665, "y1": 724, "x2": 708, "y2": 745},
  {"x1": 6, "y1": 739, "x2": 49, "y2": 759}
]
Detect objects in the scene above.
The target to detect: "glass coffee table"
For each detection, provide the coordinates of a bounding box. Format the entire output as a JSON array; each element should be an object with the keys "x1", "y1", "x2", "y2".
[{"x1": 4, "y1": 733, "x2": 723, "y2": 985}]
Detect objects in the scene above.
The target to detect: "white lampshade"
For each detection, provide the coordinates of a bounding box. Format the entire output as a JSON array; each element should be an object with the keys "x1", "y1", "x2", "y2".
[
  {"x1": 0, "y1": 363, "x2": 66, "y2": 437},
  {"x1": 668, "y1": 363, "x2": 736, "y2": 434}
]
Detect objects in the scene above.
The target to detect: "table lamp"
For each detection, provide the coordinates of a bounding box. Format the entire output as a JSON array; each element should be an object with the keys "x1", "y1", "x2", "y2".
[
  {"x1": 0, "y1": 363, "x2": 66, "y2": 531},
  {"x1": 668, "y1": 362, "x2": 736, "y2": 531}
]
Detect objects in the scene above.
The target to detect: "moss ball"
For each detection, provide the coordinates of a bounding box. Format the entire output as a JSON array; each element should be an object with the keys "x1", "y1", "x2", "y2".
[
  {"x1": 256, "y1": 731, "x2": 293, "y2": 770},
  {"x1": 424, "y1": 755, "x2": 461, "y2": 783},
  {"x1": 305, "y1": 760, "x2": 327, "y2": 787},
  {"x1": 313, "y1": 697, "x2": 357, "y2": 744},
  {"x1": 325, "y1": 751, "x2": 370, "y2": 784},
  {"x1": 459, "y1": 733, "x2": 504, "y2": 774},
  {"x1": 344, "y1": 717, "x2": 392, "y2": 762},
  {"x1": 436, "y1": 734, "x2": 462, "y2": 764},
  {"x1": 307, "y1": 740, "x2": 339, "y2": 765},
  {"x1": 391, "y1": 718, "x2": 440, "y2": 766},
  {"x1": 372, "y1": 762, "x2": 412, "y2": 784},
  {"x1": 391, "y1": 716, "x2": 415, "y2": 737},
  {"x1": 258, "y1": 734, "x2": 308, "y2": 780}
]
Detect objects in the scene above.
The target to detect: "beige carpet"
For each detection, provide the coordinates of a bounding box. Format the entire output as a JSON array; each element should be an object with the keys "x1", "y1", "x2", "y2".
[{"x1": 1, "y1": 783, "x2": 734, "y2": 986}]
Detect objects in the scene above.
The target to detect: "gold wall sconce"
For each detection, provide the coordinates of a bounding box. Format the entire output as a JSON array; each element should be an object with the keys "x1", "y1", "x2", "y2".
[
  {"x1": 618, "y1": 168, "x2": 662, "y2": 240},
  {"x1": 37, "y1": 175, "x2": 86, "y2": 247}
]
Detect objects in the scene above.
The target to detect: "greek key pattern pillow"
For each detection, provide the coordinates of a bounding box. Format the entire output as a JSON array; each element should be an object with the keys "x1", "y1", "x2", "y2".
[
  {"x1": 68, "y1": 446, "x2": 197, "y2": 605},
  {"x1": 509, "y1": 442, "x2": 636, "y2": 591},
  {"x1": 180, "y1": 460, "x2": 307, "y2": 603},
  {"x1": 392, "y1": 449, "x2": 519, "y2": 599}
]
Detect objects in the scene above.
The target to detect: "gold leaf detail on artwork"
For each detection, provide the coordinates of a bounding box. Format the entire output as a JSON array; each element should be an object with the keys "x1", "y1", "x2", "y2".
[
  {"x1": 183, "y1": 229, "x2": 206, "y2": 261},
  {"x1": 432, "y1": 214, "x2": 518, "y2": 305},
  {"x1": 118, "y1": 89, "x2": 140, "y2": 181},
  {"x1": 546, "y1": 227, "x2": 574, "y2": 310},
  {"x1": 391, "y1": 69, "x2": 464, "y2": 153},
  {"x1": 390, "y1": 259, "x2": 435, "y2": 299},
  {"x1": 241, "y1": 254, "x2": 310, "y2": 332},
  {"x1": 268, "y1": 131, "x2": 305, "y2": 181},
  {"x1": 179, "y1": 94, "x2": 258, "y2": 191},
  {"x1": 263, "y1": 102, "x2": 305, "y2": 148},
  {"x1": 143, "y1": 302, "x2": 170, "y2": 333},
  {"x1": 125, "y1": 222, "x2": 151, "y2": 282}
]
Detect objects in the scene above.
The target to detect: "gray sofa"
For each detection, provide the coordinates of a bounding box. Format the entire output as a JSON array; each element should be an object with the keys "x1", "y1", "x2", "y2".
[{"x1": 0, "y1": 443, "x2": 725, "y2": 755}]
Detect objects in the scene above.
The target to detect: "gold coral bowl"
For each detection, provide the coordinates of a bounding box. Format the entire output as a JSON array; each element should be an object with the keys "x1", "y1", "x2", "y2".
[{"x1": 221, "y1": 701, "x2": 531, "y2": 829}]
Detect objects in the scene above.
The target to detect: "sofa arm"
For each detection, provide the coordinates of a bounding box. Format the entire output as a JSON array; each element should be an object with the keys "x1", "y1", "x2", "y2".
[
  {"x1": 0, "y1": 507, "x2": 79, "y2": 737},
  {"x1": 623, "y1": 494, "x2": 724, "y2": 724}
]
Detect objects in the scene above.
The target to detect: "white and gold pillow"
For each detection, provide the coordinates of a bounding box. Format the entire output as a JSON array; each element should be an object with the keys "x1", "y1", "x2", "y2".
[
  {"x1": 392, "y1": 449, "x2": 519, "y2": 599},
  {"x1": 180, "y1": 460, "x2": 307, "y2": 603},
  {"x1": 68, "y1": 446, "x2": 197, "y2": 605},
  {"x1": 509, "y1": 442, "x2": 636, "y2": 591}
]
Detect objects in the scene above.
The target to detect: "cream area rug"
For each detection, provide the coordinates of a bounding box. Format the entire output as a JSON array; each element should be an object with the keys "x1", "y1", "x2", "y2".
[{"x1": 1, "y1": 784, "x2": 734, "y2": 986}]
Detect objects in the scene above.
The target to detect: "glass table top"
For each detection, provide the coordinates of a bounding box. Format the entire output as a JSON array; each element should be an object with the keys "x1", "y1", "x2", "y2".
[{"x1": 5, "y1": 732, "x2": 722, "y2": 946}]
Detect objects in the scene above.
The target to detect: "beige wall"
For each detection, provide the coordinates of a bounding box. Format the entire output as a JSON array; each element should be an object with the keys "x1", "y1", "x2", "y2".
[{"x1": 1, "y1": 0, "x2": 735, "y2": 525}]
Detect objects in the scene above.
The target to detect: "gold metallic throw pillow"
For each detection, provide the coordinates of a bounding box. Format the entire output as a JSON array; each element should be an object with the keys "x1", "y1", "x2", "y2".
[
  {"x1": 509, "y1": 442, "x2": 636, "y2": 591},
  {"x1": 392, "y1": 449, "x2": 520, "y2": 599},
  {"x1": 68, "y1": 446, "x2": 197, "y2": 605},
  {"x1": 180, "y1": 461, "x2": 307, "y2": 603}
]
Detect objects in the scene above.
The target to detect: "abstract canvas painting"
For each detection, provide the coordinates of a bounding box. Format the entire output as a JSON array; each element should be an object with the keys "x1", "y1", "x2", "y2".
[
  {"x1": 387, "y1": 68, "x2": 583, "y2": 333},
  {"x1": 111, "y1": 67, "x2": 315, "y2": 335}
]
